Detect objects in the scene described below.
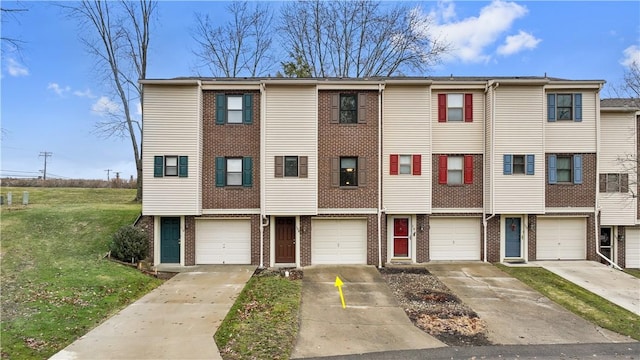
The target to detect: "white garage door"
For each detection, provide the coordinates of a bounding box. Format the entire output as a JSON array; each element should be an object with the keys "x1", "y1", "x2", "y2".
[
  {"x1": 537, "y1": 217, "x2": 586, "y2": 260},
  {"x1": 196, "y1": 219, "x2": 251, "y2": 264},
  {"x1": 626, "y1": 228, "x2": 640, "y2": 268},
  {"x1": 312, "y1": 219, "x2": 367, "y2": 264},
  {"x1": 430, "y1": 218, "x2": 481, "y2": 260}
]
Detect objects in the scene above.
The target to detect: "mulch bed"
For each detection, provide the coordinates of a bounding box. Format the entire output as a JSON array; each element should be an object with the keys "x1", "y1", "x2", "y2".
[{"x1": 379, "y1": 267, "x2": 492, "y2": 346}]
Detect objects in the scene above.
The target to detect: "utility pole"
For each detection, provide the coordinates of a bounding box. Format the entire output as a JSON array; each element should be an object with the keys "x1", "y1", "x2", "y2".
[
  {"x1": 105, "y1": 169, "x2": 112, "y2": 181},
  {"x1": 39, "y1": 152, "x2": 52, "y2": 180}
]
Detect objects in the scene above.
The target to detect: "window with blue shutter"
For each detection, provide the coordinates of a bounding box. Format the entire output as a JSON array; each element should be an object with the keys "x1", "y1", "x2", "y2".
[
  {"x1": 573, "y1": 155, "x2": 582, "y2": 184},
  {"x1": 154, "y1": 156, "x2": 164, "y2": 177},
  {"x1": 216, "y1": 94, "x2": 226, "y2": 124},
  {"x1": 215, "y1": 157, "x2": 225, "y2": 187},
  {"x1": 503, "y1": 154, "x2": 512, "y2": 175},
  {"x1": 178, "y1": 156, "x2": 188, "y2": 177},
  {"x1": 242, "y1": 157, "x2": 253, "y2": 187},
  {"x1": 547, "y1": 93, "x2": 582, "y2": 122},
  {"x1": 548, "y1": 155, "x2": 557, "y2": 184},
  {"x1": 243, "y1": 94, "x2": 253, "y2": 124},
  {"x1": 526, "y1": 154, "x2": 535, "y2": 175}
]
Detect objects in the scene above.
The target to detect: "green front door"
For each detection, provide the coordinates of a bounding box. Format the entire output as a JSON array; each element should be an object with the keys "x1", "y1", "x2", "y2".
[{"x1": 160, "y1": 217, "x2": 180, "y2": 263}]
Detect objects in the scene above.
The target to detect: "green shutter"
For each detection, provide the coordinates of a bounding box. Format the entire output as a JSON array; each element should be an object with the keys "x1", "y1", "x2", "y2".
[
  {"x1": 216, "y1": 94, "x2": 226, "y2": 124},
  {"x1": 178, "y1": 156, "x2": 188, "y2": 177},
  {"x1": 548, "y1": 155, "x2": 557, "y2": 184},
  {"x1": 547, "y1": 94, "x2": 556, "y2": 122},
  {"x1": 242, "y1": 157, "x2": 253, "y2": 187},
  {"x1": 243, "y1": 94, "x2": 253, "y2": 124},
  {"x1": 574, "y1": 93, "x2": 582, "y2": 122},
  {"x1": 154, "y1": 156, "x2": 164, "y2": 177},
  {"x1": 215, "y1": 157, "x2": 225, "y2": 187}
]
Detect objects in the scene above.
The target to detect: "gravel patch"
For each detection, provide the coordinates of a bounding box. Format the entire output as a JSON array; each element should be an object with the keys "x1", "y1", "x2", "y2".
[{"x1": 379, "y1": 267, "x2": 492, "y2": 346}]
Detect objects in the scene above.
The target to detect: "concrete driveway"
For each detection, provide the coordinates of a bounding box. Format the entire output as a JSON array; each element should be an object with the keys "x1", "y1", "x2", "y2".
[
  {"x1": 425, "y1": 262, "x2": 633, "y2": 345},
  {"x1": 290, "y1": 265, "x2": 445, "y2": 359},
  {"x1": 535, "y1": 260, "x2": 640, "y2": 315},
  {"x1": 50, "y1": 265, "x2": 255, "y2": 360}
]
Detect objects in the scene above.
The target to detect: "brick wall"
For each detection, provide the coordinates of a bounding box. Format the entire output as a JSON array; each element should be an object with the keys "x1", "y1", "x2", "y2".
[
  {"x1": 299, "y1": 216, "x2": 312, "y2": 266},
  {"x1": 185, "y1": 216, "x2": 195, "y2": 265},
  {"x1": 416, "y1": 214, "x2": 428, "y2": 262},
  {"x1": 202, "y1": 90, "x2": 261, "y2": 209},
  {"x1": 317, "y1": 91, "x2": 379, "y2": 209},
  {"x1": 545, "y1": 153, "x2": 596, "y2": 207},
  {"x1": 486, "y1": 216, "x2": 501, "y2": 262},
  {"x1": 527, "y1": 214, "x2": 537, "y2": 261},
  {"x1": 432, "y1": 154, "x2": 483, "y2": 208},
  {"x1": 617, "y1": 226, "x2": 626, "y2": 268}
]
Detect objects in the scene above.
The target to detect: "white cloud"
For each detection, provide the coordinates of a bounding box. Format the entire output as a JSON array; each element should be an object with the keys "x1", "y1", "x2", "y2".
[
  {"x1": 47, "y1": 82, "x2": 71, "y2": 96},
  {"x1": 497, "y1": 30, "x2": 541, "y2": 56},
  {"x1": 620, "y1": 45, "x2": 640, "y2": 68},
  {"x1": 6, "y1": 58, "x2": 29, "y2": 77},
  {"x1": 425, "y1": 0, "x2": 529, "y2": 63},
  {"x1": 136, "y1": 102, "x2": 142, "y2": 116},
  {"x1": 73, "y1": 89, "x2": 96, "y2": 98},
  {"x1": 92, "y1": 96, "x2": 121, "y2": 116}
]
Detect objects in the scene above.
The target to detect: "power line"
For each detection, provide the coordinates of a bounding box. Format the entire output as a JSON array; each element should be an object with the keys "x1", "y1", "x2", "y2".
[{"x1": 39, "y1": 151, "x2": 53, "y2": 180}]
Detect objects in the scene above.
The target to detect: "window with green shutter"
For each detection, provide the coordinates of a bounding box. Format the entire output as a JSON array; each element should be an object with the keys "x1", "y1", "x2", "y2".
[{"x1": 215, "y1": 93, "x2": 253, "y2": 125}]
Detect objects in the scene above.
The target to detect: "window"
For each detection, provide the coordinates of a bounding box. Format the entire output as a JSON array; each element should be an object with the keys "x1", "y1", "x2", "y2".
[
  {"x1": 438, "y1": 155, "x2": 473, "y2": 184},
  {"x1": 438, "y1": 93, "x2": 473, "y2": 122},
  {"x1": 390, "y1": 154, "x2": 421, "y2": 175},
  {"x1": 340, "y1": 94, "x2": 357, "y2": 124},
  {"x1": 548, "y1": 154, "x2": 582, "y2": 184},
  {"x1": 274, "y1": 156, "x2": 308, "y2": 178},
  {"x1": 340, "y1": 157, "x2": 357, "y2": 186},
  {"x1": 215, "y1": 93, "x2": 253, "y2": 124},
  {"x1": 547, "y1": 93, "x2": 582, "y2": 122},
  {"x1": 154, "y1": 155, "x2": 188, "y2": 178},
  {"x1": 331, "y1": 93, "x2": 367, "y2": 124},
  {"x1": 600, "y1": 173, "x2": 629, "y2": 193},
  {"x1": 215, "y1": 157, "x2": 253, "y2": 187},
  {"x1": 503, "y1": 154, "x2": 535, "y2": 175}
]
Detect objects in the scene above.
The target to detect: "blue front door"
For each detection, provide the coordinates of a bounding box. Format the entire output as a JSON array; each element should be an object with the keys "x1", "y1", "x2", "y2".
[
  {"x1": 505, "y1": 217, "x2": 521, "y2": 258},
  {"x1": 160, "y1": 217, "x2": 181, "y2": 263}
]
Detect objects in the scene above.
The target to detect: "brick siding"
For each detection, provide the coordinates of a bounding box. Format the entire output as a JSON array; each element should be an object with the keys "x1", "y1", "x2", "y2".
[
  {"x1": 202, "y1": 91, "x2": 261, "y2": 209},
  {"x1": 432, "y1": 154, "x2": 483, "y2": 208},
  {"x1": 545, "y1": 153, "x2": 596, "y2": 207},
  {"x1": 617, "y1": 226, "x2": 626, "y2": 268},
  {"x1": 486, "y1": 216, "x2": 501, "y2": 262}
]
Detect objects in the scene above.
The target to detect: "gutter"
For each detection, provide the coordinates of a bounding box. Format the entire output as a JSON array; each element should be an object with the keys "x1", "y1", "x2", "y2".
[
  {"x1": 377, "y1": 82, "x2": 385, "y2": 268},
  {"x1": 482, "y1": 81, "x2": 499, "y2": 262},
  {"x1": 259, "y1": 82, "x2": 267, "y2": 269}
]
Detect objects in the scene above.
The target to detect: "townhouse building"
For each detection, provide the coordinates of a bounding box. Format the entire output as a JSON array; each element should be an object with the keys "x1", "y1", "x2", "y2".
[{"x1": 138, "y1": 77, "x2": 640, "y2": 269}]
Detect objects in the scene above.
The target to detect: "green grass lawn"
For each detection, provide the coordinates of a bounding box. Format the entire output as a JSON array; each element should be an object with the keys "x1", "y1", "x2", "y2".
[
  {"x1": 1, "y1": 187, "x2": 163, "y2": 360},
  {"x1": 215, "y1": 270, "x2": 302, "y2": 360},
  {"x1": 624, "y1": 268, "x2": 640, "y2": 278},
  {"x1": 496, "y1": 264, "x2": 639, "y2": 341}
]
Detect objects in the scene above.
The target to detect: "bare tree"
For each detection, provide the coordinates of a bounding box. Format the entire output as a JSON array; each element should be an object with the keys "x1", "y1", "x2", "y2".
[
  {"x1": 1, "y1": 5, "x2": 28, "y2": 55},
  {"x1": 64, "y1": 0, "x2": 155, "y2": 201},
  {"x1": 192, "y1": 1, "x2": 274, "y2": 77},
  {"x1": 279, "y1": 0, "x2": 449, "y2": 77}
]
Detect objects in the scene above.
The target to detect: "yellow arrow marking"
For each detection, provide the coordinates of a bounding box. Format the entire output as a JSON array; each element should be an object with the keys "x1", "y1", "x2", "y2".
[{"x1": 334, "y1": 276, "x2": 346, "y2": 309}]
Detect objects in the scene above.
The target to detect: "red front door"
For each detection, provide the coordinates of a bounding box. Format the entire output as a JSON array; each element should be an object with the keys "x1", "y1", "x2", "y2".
[
  {"x1": 275, "y1": 217, "x2": 296, "y2": 263},
  {"x1": 393, "y1": 218, "x2": 409, "y2": 257}
]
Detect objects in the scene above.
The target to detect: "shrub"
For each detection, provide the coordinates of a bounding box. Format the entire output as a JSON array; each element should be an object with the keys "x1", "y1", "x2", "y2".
[{"x1": 110, "y1": 225, "x2": 148, "y2": 263}]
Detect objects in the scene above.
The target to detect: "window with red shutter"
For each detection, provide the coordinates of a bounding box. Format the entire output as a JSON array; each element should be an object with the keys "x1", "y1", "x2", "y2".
[
  {"x1": 390, "y1": 154, "x2": 398, "y2": 175},
  {"x1": 438, "y1": 94, "x2": 447, "y2": 122},
  {"x1": 412, "y1": 155, "x2": 421, "y2": 175},
  {"x1": 464, "y1": 155, "x2": 473, "y2": 184},
  {"x1": 464, "y1": 93, "x2": 473, "y2": 122},
  {"x1": 438, "y1": 155, "x2": 448, "y2": 184}
]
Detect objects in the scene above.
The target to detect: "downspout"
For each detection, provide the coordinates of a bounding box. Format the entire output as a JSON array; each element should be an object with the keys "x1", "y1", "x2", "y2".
[
  {"x1": 594, "y1": 84, "x2": 622, "y2": 269},
  {"x1": 259, "y1": 82, "x2": 267, "y2": 269},
  {"x1": 377, "y1": 82, "x2": 384, "y2": 268},
  {"x1": 483, "y1": 81, "x2": 499, "y2": 262}
]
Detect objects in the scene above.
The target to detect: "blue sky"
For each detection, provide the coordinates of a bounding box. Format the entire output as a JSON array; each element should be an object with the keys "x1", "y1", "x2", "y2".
[{"x1": 2, "y1": 0, "x2": 639, "y2": 180}]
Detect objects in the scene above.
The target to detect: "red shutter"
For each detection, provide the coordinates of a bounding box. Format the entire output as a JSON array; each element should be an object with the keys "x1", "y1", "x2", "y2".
[
  {"x1": 438, "y1": 94, "x2": 447, "y2": 122},
  {"x1": 464, "y1": 155, "x2": 473, "y2": 184},
  {"x1": 438, "y1": 155, "x2": 447, "y2": 184},
  {"x1": 464, "y1": 93, "x2": 473, "y2": 122},
  {"x1": 412, "y1": 155, "x2": 421, "y2": 175},
  {"x1": 390, "y1": 154, "x2": 398, "y2": 175}
]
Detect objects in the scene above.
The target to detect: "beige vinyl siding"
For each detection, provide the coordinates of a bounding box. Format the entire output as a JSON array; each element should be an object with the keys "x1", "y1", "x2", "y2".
[
  {"x1": 383, "y1": 85, "x2": 431, "y2": 213},
  {"x1": 545, "y1": 90, "x2": 597, "y2": 152},
  {"x1": 264, "y1": 85, "x2": 317, "y2": 215},
  {"x1": 142, "y1": 84, "x2": 202, "y2": 215},
  {"x1": 432, "y1": 90, "x2": 484, "y2": 153},
  {"x1": 599, "y1": 111, "x2": 637, "y2": 225},
  {"x1": 493, "y1": 86, "x2": 545, "y2": 214}
]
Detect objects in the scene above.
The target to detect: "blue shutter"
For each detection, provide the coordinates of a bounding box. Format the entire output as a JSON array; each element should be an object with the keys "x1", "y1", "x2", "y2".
[
  {"x1": 178, "y1": 156, "x2": 188, "y2": 177},
  {"x1": 526, "y1": 154, "x2": 535, "y2": 175},
  {"x1": 215, "y1": 157, "x2": 225, "y2": 187},
  {"x1": 243, "y1": 94, "x2": 253, "y2": 124},
  {"x1": 573, "y1": 155, "x2": 583, "y2": 184},
  {"x1": 547, "y1": 94, "x2": 556, "y2": 122},
  {"x1": 216, "y1": 94, "x2": 226, "y2": 124},
  {"x1": 503, "y1": 154, "x2": 512, "y2": 175},
  {"x1": 574, "y1": 93, "x2": 582, "y2": 122},
  {"x1": 154, "y1": 156, "x2": 164, "y2": 177},
  {"x1": 242, "y1": 157, "x2": 253, "y2": 187},
  {"x1": 548, "y1": 155, "x2": 557, "y2": 184}
]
